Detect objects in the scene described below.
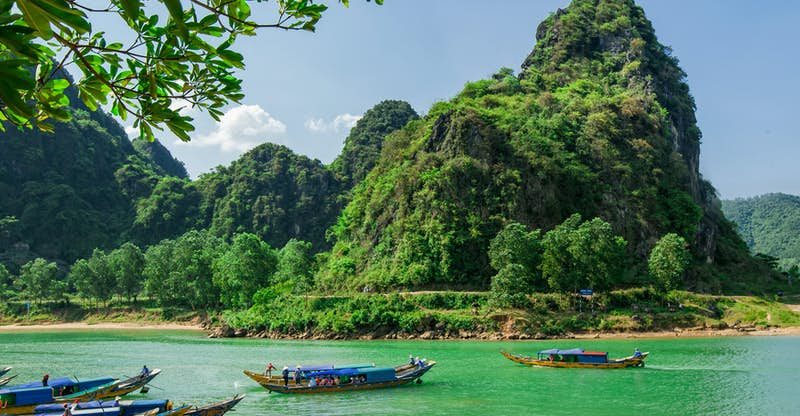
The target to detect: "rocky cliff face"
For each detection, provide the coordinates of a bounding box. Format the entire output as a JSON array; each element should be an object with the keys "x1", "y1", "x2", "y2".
[
  {"x1": 322, "y1": 0, "x2": 759, "y2": 292},
  {"x1": 520, "y1": 0, "x2": 726, "y2": 261}
]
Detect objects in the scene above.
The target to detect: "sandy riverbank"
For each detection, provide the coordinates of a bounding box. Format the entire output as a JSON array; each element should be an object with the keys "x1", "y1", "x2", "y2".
[
  {"x1": 0, "y1": 322, "x2": 203, "y2": 331},
  {"x1": 570, "y1": 326, "x2": 800, "y2": 339}
]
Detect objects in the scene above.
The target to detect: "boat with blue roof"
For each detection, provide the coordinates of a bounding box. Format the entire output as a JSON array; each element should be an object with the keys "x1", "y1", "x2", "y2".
[
  {"x1": 501, "y1": 348, "x2": 648, "y2": 368},
  {"x1": 244, "y1": 359, "x2": 435, "y2": 394}
]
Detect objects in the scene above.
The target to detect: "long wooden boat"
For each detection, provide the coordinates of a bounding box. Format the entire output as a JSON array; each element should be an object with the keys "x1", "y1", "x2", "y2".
[
  {"x1": 501, "y1": 348, "x2": 648, "y2": 369},
  {"x1": 33, "y1": 398, "x2": 174, "y2": 416},
  {"x1": 0, "y1": 376, "x2": 17, "y2": 388},
  {"x1": 104, "y1": 369, "x2": 162, "y2": 398},
  {"x1": 0, "y1": 380, "x2": 119, "y2": 415},
  {"x1": 184, "y1": 394, "x2": 244, "y2": 416},
  {"x1": 244, "y1": 360, "x2": 435, "y2": 394}
]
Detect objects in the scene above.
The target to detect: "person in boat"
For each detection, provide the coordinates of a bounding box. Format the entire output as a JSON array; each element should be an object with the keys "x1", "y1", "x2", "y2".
[
  {"x1": 114, "y1": 396, "x2": 121, "y2": 406},
  {"x1": 282, "y1": 366, "x2": 290, "y2": 387},
  {"x1": 42, "y1": 373, "x2": 49, "y2": 386},
  {"x1": 141, "y1": 365, "x2": 150, "y2": 376},
  {"x1": 633, "y1": 348, "x2": 642, "y2": 358},
  {"x1": 408, "y1": 354, "x2": 415, "y2": 365},
  {"x1": 308, "y1": 377, "x2": 317, "y2": 387},
  {"x1": 62, "y1": 403, "x2": 71, "y2": 416},
  {"x1": 264, "y1": 362, "x2": 276, "y2": 377},
  {"x1": 293, "y1": 366, "x2": 303, "y2": 385}
]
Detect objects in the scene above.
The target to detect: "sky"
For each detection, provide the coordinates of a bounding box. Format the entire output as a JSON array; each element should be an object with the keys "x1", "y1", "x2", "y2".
[{"x1": 98, "y1": 0, "x2": 799, "y2": 199}]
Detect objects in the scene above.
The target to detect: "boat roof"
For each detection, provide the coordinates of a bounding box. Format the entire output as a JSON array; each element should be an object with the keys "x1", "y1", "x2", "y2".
[
  {"x1": 538, "y1": 348, "x2": 607, "y2": 356},
  {"x1": 300, "y1": 367, "x2": 394, "y2": 378},
  {"x1": 296, "y1": 363, "x2": 374, "y2": 372}
]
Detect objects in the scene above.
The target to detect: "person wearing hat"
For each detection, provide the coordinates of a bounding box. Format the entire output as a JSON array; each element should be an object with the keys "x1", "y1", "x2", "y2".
[
  {"x1": 408, "y1": 355, "x2": 415, "y2": 365},
  {"x1": 281, "y1": 366, "x2": 289, "y2": 387}
]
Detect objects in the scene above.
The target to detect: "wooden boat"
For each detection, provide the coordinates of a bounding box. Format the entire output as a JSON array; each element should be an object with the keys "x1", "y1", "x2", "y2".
[
  {"x1": 244, "y1": 360, "x2": 435, "y2": 394},
  {"x1": 184, "y1": 394, "x2": 245, "y2": 416},
  {"x1": 33, "y1": 398, "x2": 174, "y2": 416},
  {"x1": 0, "y1": 376, "x2": 17, "y2": 387},
  {"x1": 0, "y1": 380, "x2": 119, "y2": 415},
  {"x1": 501, "y1": 348, "x2": 648, "y2": 369},
  {"x1": 138, "y1": 406, "x2": 189, "y2": 416},
  {"x1": 105, "y1": 369, "x2": 162, "y2": 398}
]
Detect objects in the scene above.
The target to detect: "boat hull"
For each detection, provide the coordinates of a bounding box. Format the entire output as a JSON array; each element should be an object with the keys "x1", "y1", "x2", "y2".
[
  {"x1": 501, "y1": 351, "x2": 648, "y2": 369},
  {"x1": 184, "y1": 394, "x2": 245, "y2": 416},
  {"x1": 0, "y1": 381, "x2": 119, "y2": 415}
]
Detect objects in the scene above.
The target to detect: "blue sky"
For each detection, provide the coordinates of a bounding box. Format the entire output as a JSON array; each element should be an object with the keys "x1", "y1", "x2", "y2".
[{"x1": 106, "y1": 1, "x2": 798, "y2": 199}]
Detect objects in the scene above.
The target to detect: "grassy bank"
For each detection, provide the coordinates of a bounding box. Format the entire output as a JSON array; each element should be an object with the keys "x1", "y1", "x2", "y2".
[
  {"x1": 219, "y1": 289, "x2": 800, "y2": 339},
  {"x1": 2, "y1": 291, "x2": 798, "y2": 339}
]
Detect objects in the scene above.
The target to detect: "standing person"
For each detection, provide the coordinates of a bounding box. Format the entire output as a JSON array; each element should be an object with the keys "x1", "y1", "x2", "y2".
[
  {"x1": 633, "y1": 348, "x2": 642, "y2": 358},
  {"x1": 293, "y1": 366, "x2": 302, "y2": 386},
  {"x1": 281, "y1": 366, "x2": 289, "y2": 387},
  {"x1": 61, "y1": 404, "x2": 71, "y2": 416},
  {"x1": 264, "y1": 362, "x2": 276, "y2": 377},
  {"x1": 42, "y1": 374, "x2": 49, "y2": 386}
]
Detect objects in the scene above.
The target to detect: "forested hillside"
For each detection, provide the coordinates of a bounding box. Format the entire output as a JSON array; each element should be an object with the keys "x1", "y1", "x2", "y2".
[
  {"x1": 320, "y1": 0, "x2": 768, "y2": 293},
  {"x1": 0, "y1": 76, "x2": 174, "y2": 270},
  {"x1": 722, "y1": 193, "x2": 800, "y2": 269}
]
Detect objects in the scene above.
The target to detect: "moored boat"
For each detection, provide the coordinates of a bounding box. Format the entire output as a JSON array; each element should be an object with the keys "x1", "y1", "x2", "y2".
[
  {"x1": 244, "y1": 360, "x2": 435, "y2": 394},
  {"x1": 33, "y1": 398, "x2": 173, "y2": 416},
  {"x1": 0, "y1": 380, "x2": 119, "y2": 415},
  {"x1": 501, "y1": 348, "x2": 648, "y2": 369},
  {"x1": 184, "y1": 394, "x2": 245, "y2": 416},
  {"x1": 0, "y1": 376, "x2": 17, "y2": 387},
  {"x1": 107, "y1": 369, "x2": 162, "y2": 397}
]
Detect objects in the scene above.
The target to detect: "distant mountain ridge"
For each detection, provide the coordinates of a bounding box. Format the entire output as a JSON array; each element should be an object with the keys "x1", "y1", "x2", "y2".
[{"x1": 722, "y1": 193, "x2": 800, "y2": 268}]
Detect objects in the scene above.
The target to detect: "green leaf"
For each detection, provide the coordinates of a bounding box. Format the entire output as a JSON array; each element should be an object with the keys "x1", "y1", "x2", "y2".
[{"x1": 118, "y1": 0, "x2": 142, "y2": 22}]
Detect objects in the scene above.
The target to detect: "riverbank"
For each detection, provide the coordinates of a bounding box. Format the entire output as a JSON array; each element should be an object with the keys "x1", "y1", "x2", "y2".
[{"x1": 0, "y1": 321, "x2": 203, "y2": 331}]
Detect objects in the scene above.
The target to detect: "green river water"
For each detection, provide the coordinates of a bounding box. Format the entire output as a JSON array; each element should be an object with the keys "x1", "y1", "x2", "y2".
[{"x1": 1, "y1": 330, "x2": 798, "y2": 415}]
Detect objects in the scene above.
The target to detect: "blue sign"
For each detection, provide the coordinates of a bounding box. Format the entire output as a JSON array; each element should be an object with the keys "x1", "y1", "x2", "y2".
[{"x1": 579, "y1": 289, "x2": 593, "y2": 296}]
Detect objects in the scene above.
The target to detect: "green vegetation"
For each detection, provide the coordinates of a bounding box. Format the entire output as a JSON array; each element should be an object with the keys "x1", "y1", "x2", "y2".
[
  {"x1": 648, "y1": 233, "x2": 691, "y2": 292},
  {"x1": 1, "y1": 0, "x2": 795, "y2": 337},
  {"x1": 722, "y1": 193, "x2": 800, "y2": 269},
  {"x1": 319, "y1": 0, "x2": 770, "y2": 294},
  {"x1": 0, "y1": 0, "x2": 379, "y2": 141}
]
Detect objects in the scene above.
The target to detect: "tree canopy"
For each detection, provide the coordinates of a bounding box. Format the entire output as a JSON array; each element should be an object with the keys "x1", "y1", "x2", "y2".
[{"x1": 0, "y1": 0, "x2": 381, "y2": 141}]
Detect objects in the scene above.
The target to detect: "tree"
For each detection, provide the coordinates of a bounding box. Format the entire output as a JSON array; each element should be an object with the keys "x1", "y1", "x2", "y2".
[
  {"x1": 274, "y1": 239, "x2": 314, "y2": 295},
  {"x1": 0, "y1": 0, "x2": 382, "y2": 141},
  {"x1": 542, "y1": 214, "x2": 627, "y2": 293},
  {"x1": 648, "y1": 233, "x2": 691, "y2": 292},
  {"x1": 110, "y1": 242, "x2": 145, "y2": 303},
  {"x1": 144, "y1": 230, "x2": 225, "y2": 309},
  {"x1": 488, "y1": 222, "x2": 543, "y2": 288},
  {"x1": 489, "y1": 264, "x2": 531, "y2": 308},
  {"x1": 70, "y1": 249, "x2": 117, "y2": 306},
  {"x1": 18, "y1": 257, "x2": 58, "y2": 303},
  {"x1": 0, "y1": 263, "x2": 12, "y2": 300},
  {"x1": 213, "y1": 232, "x2": 276, "y2": 309}
]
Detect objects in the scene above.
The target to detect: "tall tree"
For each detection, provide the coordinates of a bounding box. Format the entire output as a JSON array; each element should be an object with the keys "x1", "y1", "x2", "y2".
[
  {"x1": 213, "y1": 233, "x2": 277, "y2": 309},
  {"x1": 488, "y1": 222, "x2": 543, "y2": 289},
  {"x1": 110, "y1": 242, "x2": 145, "y2": 303},
  {"x1": 71, "y1": 249, "x2": 117, "y2": 306},
  {"x1": 648, "y1": 233, "x2": 691, "y2": 292},
  {"x1": 18, "y1": 257, "x2": 59, "y2": 303},
  {"x1": 542, "y1": 214, "x2": 627, "y2": 293},
  {"x1": 274, "y1": 239, "x2": 315, "y2": 295}
]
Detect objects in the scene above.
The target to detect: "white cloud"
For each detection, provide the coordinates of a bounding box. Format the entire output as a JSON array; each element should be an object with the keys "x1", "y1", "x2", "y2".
[
  {"x1": 180, "y1": 104, "x2": 286, "y2": 152},
  {"x1": 304, "y1": 113, "x2": 362, "y2": 134},
  {"x1": 124, "y1": 125, "x2": 139, "y2": 138}
]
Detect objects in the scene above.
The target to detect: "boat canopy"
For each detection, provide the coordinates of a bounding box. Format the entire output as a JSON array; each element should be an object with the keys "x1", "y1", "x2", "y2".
[
  {"x1": 295, "y1": 363, "x2": 374, "y2": 373},
  {"x1": 9, "y1": 376, "x2": 115, "y2": 391},
  {"x1": 538, "y1": 348, "x2": 587, "y2": 355},
  {"x1": 35, "y1": 399, "x2": 168, "y2": 413}
]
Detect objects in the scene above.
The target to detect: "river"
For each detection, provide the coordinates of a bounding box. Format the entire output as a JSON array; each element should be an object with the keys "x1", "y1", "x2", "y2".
[{"x1": 0, "y1": 330, "x2": 798, "y2": 415}]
